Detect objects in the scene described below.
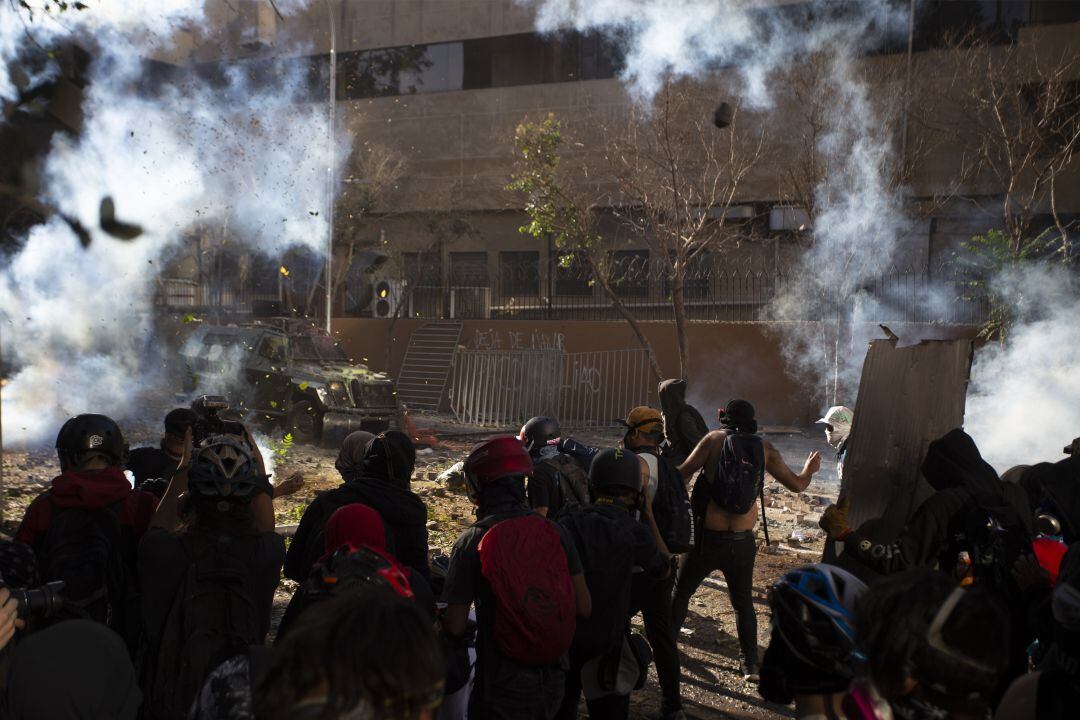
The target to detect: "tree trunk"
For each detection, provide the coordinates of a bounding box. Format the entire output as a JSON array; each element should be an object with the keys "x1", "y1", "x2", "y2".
[
  {"x1": 590, "y1": 259, "x2": 664, "y2": 383},
  {"x1": 671, "y1": 266, "x2": 691, "y2": 381}
]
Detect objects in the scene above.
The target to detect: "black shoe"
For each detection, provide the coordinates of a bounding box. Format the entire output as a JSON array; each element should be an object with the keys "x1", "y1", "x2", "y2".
[{"x1": 740, "y1": 656, "x2": 760, "y2": 682}]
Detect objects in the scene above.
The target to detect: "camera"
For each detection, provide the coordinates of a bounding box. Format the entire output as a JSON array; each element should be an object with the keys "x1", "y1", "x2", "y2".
[
  {"x1": 9, "y1": 581, "x2": 65, "y2": 620},
  {"x1": 191, "y1": 395, "x2": 244, "y2": 444}
]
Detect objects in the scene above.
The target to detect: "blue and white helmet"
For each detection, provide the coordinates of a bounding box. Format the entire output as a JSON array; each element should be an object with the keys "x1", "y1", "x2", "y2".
[{"x1": 768, "y1": 563, "x2": 867, "y2": 678}]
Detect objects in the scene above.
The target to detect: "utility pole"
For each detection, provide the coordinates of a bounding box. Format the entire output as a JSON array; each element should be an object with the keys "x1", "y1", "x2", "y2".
[{"x1": 323, "y1": 0, "x2": 337, "y2": 333}]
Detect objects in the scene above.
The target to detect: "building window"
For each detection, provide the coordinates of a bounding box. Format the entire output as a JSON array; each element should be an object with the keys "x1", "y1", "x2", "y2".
[
  {"x1": 554, "y1": 253, "x2": 593, "y2": 296},
  {"x1": 450, "y1": 252, "x2": 488, "y2": 287},
  {"x1": 499, "y1": 251, "x2": 540, "y2": 296},
  {"x1": 609, "y1": 250, "x2": 649, "y2": 298},
  {"x1": 662, "y1": 250, "x2": 712, "y2": 300},
  {"x1": 403, "y1": 252, "x2": 442, "y2": 287}
]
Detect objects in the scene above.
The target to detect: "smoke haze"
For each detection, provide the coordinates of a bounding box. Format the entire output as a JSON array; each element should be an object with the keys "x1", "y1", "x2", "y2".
[{"x1": 0, "y1": 0, "x2": 343, "y2": 443}]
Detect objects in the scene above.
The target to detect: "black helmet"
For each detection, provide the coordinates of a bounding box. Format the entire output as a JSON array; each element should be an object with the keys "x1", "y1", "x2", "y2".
[
  {"x1": 588, "y1": 448, "x2": 642, "y2": 497},
  {"x1": 187, "y1": 436, "x2": 262, "y2": 500},
  {"x1": 519, "y1": 416, "x2": 561, "y2": 454},
  {"x1": 55, "y1": 414, "x2": 128, "y2": 470}
]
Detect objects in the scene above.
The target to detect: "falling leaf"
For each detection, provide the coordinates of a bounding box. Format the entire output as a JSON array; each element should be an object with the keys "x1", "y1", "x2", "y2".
[
  {"x1": 279, "y1": 266, "x2": 290, "y2": 277},
  {"x1": 270, "y1": 401, "x2": 278, "y2": 408},
  {"x1": 181, "y1": 313, "x2": 197, "y2": 324},
  {"x1": 299, "y1": 381, "x2": 309, "y2": 390}
]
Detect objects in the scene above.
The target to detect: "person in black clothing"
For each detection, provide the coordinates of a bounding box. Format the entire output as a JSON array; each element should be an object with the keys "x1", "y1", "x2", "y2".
[
  {"x1": 441, "y1": 436, "x2": 591, "y2": 720},
  {"x1": 139, "y1": 434, "x2": 284, "y2": 719},
  {"x1": 284, "y1": 430, "x2": 429, "y2": 582},
  {"x1": 997, "y1": 545, "x2": 1080, "y2": 719},
  {"x1": 129, "y1": 409, "x2": 303, "y2": 500},
  {"x1": 127, "y1": 408, "x2": 196, "y2": 498},
  {"x1": 277, "y1": 502, "x2": 435, "y2": 641},
  {"x1": 521, "y1": 416, "x2": 591, "y2": 519},
  {"x1": 820, "y1": 428, "x2": 1033, "y2": 578},
  {"x1": 556, "y1": 448, "x2": 671, "y2": 720},
  {"x1": 658, "y1": 379, "x2": 709, "y2": 466}
]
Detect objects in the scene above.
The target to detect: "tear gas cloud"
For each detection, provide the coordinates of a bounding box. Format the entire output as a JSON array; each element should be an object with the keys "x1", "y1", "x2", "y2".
[
  {"x1": 524, "y1": 0, "x2": 1079, "y2": 469},
  {"x1": 965, "y1": 267, "x2": 1080, "y2": 472},
  {"x1": 522, "y1": 0, "x2": 911, "y2": 403},
  {"x1": 0, "y1": 0, "x2": 344, "y2": 443}
]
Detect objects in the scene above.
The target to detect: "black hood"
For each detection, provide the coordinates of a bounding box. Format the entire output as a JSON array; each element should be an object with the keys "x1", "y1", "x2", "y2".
[
  {"x1": 922, "y1": 429, "x2": 1032, "y2": 533},
  {"x1": 1024, "y1": 455, "x2": 1080, "y2": 540},
  {"x1": 341, "y1": 476, "x2": 427, "y2": 527},
  {"x1": 658, "y1": 378, "x2": 688, "y2": 420}
]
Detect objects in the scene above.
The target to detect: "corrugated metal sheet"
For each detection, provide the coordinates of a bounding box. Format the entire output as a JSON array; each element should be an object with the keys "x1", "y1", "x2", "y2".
[{"x1": 842, "y1": 337, "x2": 974, "y2": 538}]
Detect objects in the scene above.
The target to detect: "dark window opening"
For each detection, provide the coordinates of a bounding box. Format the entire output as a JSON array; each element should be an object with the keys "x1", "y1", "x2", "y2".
[
  {"x1": 403, "y1": 252, "x2": 442, "y2": 287},
  {"x1": 554, "y1": 253, "x2": 593, "y2": 296},
  {"x1": 609, "y1": 250, "x2": 649, "y2": 298},
  {"x1": 662, "y1": 251, "x2": 712, "y2": 300},
  {"x1": 499, "y1": 251, "x2": 540, "y2": 296},
  {"x1": 450, "y1": 252, "x2": 488, "y2": 287}
]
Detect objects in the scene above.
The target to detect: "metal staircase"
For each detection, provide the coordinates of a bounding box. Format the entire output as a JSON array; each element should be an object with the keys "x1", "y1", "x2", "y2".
[{"x1": 395, "y1": 321, "x2": 463, "y2": 412}]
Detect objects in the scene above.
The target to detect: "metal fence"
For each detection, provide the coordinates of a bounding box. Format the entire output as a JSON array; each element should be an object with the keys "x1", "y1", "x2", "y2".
[
  {"x1": 449, "y1": 348, "x2": 652, "y2": 428},
  {"x1": 398, "y1": 263, "x2": 990, "y2": 325}
]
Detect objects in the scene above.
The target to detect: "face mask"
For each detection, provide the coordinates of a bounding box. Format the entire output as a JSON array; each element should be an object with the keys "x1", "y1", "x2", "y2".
[{"x1": 825, "y1": 425, "x2": 849, "y2": 449}]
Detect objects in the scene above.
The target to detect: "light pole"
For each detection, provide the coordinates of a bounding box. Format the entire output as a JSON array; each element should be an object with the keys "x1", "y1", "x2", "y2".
[{"x1": 323, "y1": 0, "x2": 336, "y2": 333}]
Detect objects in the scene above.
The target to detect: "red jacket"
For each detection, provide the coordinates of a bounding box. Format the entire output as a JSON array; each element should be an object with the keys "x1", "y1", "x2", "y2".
[{"x1": 14, "y1": 467, "x2": 158, "y2": 550}]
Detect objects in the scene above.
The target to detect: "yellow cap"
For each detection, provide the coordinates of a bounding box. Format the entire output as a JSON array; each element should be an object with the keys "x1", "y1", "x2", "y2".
[{"x1": 625, "y1": 406, "x2": 663, "y2": 433}]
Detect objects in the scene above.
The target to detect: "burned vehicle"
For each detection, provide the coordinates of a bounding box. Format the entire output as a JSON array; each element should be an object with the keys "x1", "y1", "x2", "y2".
[{"x1": 179, "y1": 322, "x2": 398, "y2": 444}]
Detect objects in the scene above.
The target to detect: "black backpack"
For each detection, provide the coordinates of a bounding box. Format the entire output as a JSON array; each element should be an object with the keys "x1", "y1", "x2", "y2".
[
  {"x1": 643, "y1": 451, "x2": 694, "y2": 553},
  {"x1": 38, "y1": 499, "x2": 137, "y2": 641},
  {"x1": 558, "y1": 505, "x2": 637, "y2": 659},
  {"x1": 712, "y1": 433, "x2": 765, "y2": 515},
  {"x1": 961, "y1": 505, "x2": 1032, "y2": 592},
  {"x1": 146, "y1": 533, "x2": 263, "y2": 720}
]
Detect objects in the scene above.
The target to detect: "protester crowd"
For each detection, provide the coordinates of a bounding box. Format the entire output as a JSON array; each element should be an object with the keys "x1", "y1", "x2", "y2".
[{"x1": 0, "y1": 380, "x2": 1077, "y2": 720}]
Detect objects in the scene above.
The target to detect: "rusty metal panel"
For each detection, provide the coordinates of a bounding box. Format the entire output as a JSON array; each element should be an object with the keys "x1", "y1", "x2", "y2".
[{"x1": 842, "y1": 337, "x2": 974, "y2": 539}]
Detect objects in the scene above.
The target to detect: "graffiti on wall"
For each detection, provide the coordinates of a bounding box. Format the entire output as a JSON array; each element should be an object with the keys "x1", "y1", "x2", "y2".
[{"x1": 471, "y1": 328, "x2": 566, "y2": 352}]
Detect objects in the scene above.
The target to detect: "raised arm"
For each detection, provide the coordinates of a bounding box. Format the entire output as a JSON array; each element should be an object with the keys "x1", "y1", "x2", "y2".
[
  {"x1": 763, "y1": 441, "x2": 820, "y2": 493},
  {"x1": 678, "y1": 430, "x2": 725, "y2": 479}
]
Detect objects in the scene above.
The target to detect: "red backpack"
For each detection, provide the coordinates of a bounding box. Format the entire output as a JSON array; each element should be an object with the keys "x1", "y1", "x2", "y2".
[{"x1": 477, "y1": 513, "x2": 576, "y2": 665}]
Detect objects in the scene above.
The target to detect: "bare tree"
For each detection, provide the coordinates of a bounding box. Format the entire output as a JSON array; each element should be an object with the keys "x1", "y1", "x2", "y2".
[
  {"x1": 950, "y1": 35, "x2": 1080, "y2": 259},
  {"x1": 601, "y1": 80, "x2": 766, "y2": 379},
  {"x1": 508, "y1": 112, "x2": 665, "y2": 382}
]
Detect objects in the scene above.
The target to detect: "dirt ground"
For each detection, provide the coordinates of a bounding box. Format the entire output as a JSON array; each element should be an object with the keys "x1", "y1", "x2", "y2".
[{"x1": 0, "y1": 418, "x2": 839, "y2": 720}]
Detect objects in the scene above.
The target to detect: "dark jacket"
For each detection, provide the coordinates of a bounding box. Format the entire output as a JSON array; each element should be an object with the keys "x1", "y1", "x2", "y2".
[
  {"x1": 845, "y1": 429, "x2": 1032, "y2": 576},
  {"x1": 283, "y1": 477, "x2": 429, "y2": 583},
  {"x1": 658, "y1": 379, "x2": 709, "y2": 465}
]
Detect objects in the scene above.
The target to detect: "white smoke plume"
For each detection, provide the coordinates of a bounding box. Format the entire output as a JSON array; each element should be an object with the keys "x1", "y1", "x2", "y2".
[
  {"x1": 965, "y1": 266, "x2": 1080, "y2": 471},
  {"x1": 0, "y1": 0, "x2": 344, "y2": 443},
  {"x1": 523, "y1": 0, "x2": 910, "y2": 406}
]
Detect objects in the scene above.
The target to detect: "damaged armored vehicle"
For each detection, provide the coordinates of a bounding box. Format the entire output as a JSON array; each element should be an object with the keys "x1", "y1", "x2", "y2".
[{"x1": 179, "y1": 321, "x2": 399, "y2": 445}]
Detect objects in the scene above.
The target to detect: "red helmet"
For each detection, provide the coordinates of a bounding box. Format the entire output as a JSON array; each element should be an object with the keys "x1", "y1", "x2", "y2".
[{"x1": 464, "y1": 436, "x2": 533, "y2": 503}]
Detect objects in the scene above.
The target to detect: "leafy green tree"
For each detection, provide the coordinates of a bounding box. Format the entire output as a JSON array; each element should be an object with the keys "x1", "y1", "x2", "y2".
[{"x1": 507, "y1": 113, "x2": 664, "y2": 381}]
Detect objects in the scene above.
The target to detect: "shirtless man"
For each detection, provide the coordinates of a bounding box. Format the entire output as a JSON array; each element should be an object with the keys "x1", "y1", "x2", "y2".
[{"x1": 670, "y1": 399, "x2": 821, "y2": 681}]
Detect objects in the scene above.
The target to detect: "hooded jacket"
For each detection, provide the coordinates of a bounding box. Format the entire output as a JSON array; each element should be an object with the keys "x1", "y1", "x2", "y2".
[
  {"x1": 284, "y1": 438, "x2": 428, "y2": 582},
  {"x1": 658, "y1": 379, "x2": 709, "y2": 465},
  {"x1": 844, "y1": 428, "x2": 1033, "y2": 576},
  {"x1": 14, "y1": 467, "x2": 158, "y2": 551}
]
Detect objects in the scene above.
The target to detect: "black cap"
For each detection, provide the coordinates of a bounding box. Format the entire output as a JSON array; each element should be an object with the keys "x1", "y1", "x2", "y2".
[
  {"x1": 589, "y1": 448, "x2": 642, "y2": 496},
  {"x1": 718, "y1": 399, "x2": 758, "y2": 434},
  {"x1": 164, "y1": 408, "x2": 198, "y2": 437}
]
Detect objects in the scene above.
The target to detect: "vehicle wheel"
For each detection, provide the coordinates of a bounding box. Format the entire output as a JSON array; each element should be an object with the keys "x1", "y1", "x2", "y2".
[{"x1": 286, "y1": 400, "x2": 322, "y2": 444}]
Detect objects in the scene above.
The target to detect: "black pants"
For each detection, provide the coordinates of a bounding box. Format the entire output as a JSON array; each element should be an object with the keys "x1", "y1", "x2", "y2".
[
  {"x1": 555, "y1": 652, "x2": 631, "y2": 720},
  {"x1": 469, "y1": 656, "x2": 565, "y2": 720},
  {"x1": 630, "y1": 571, "x2": 682, "y2": 714},
  {"x1": 671, "y1": 529, "x2": 758, "y2": 661}
]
